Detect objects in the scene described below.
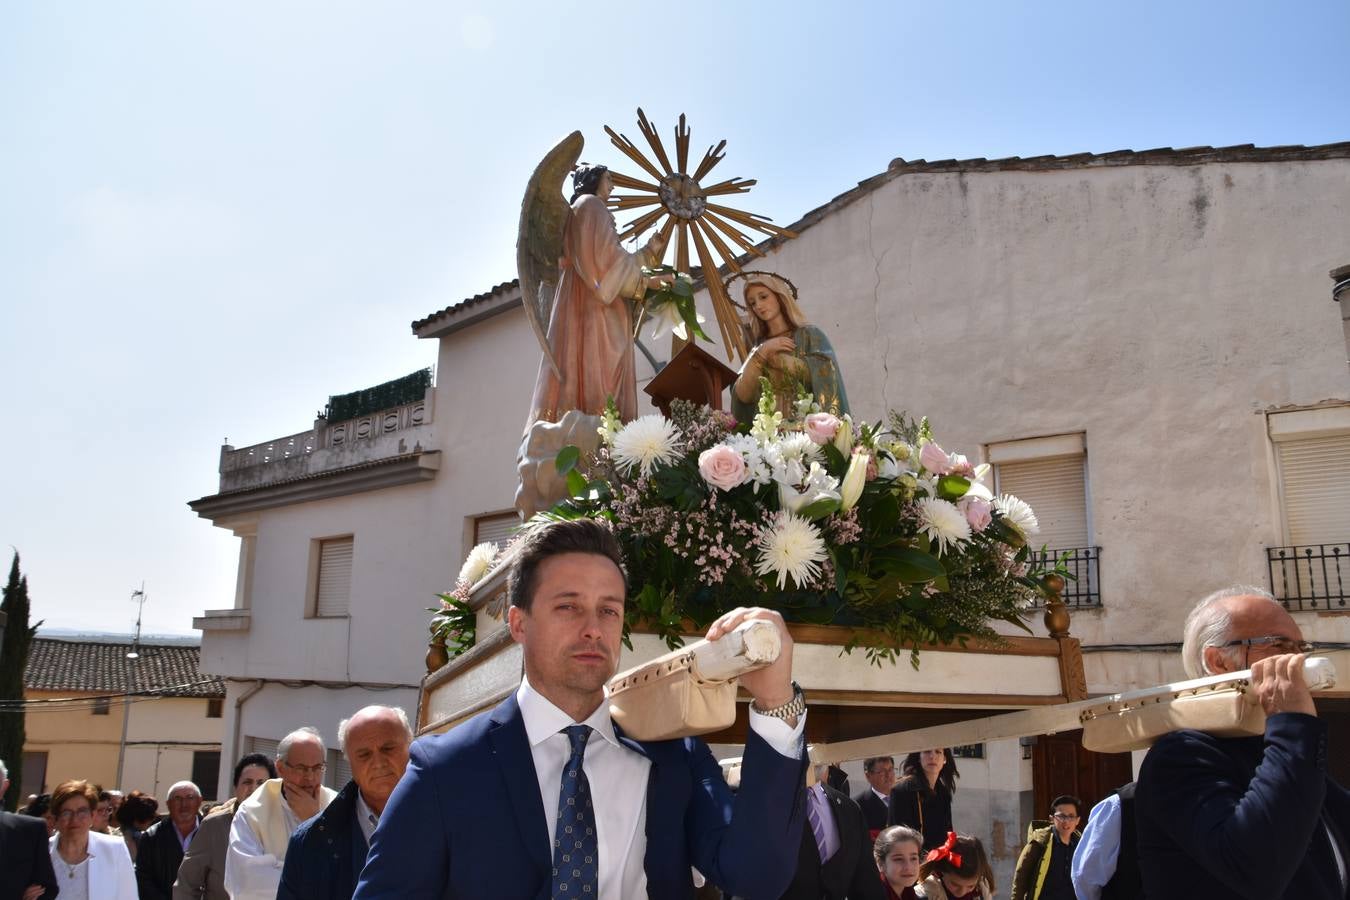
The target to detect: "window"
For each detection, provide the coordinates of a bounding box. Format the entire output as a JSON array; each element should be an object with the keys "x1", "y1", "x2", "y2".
[
  {"x1": 20, "y1": 751, "x2": 48, "y2": 798},
  {"x1": 1268, "y1": 407, "x2": 1350, "y2": 609},
  {"x1": 990, "y1": 433, "x2": 1100, "y2": 607},
  {"x1": 310, "y1": 536, "x2": 354, "y2": 617},
  {"x1": 247, "y1": 736, "x2": 280, "y2": 760},
  {"x1": 474, "y1": 511, "x2": 520, "y2": 551},
  {"x1": 327, "y1": 748, "x2": 352, "y2": 790},
  {"x1": 206, "y1": 698, "x2": 223, "y2": 718},
  {"x1": 192, "y1": 751, "x2": 221, "y2": 800},
  {"x1": 92, "y1": 697, "x2": 111, "y2": 715}
]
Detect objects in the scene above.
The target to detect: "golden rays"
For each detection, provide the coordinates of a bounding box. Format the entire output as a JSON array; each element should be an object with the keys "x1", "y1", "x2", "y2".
[{"x1": 603, "y1": 109, "x2": 795, "y2": 361}]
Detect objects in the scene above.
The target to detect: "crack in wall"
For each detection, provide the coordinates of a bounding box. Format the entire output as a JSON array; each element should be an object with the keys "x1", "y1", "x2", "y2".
[{"x1": 867, "y1": 193, "x2": 895, "y2": 410}]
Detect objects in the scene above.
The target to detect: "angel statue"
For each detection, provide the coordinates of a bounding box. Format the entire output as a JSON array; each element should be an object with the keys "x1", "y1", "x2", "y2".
[
  {"x1": 729, "y1": 272, "x2": 850, "y2": 424},
  {"x1": 518, "y1": 133, "x2": 672, "y2": 427}
]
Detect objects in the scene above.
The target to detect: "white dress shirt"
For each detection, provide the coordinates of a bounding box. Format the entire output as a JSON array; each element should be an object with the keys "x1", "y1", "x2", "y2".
[
  {"x1": 1071, "y1": 792, "x2": 1120, "y2": 900},
  {"x1": 354, "y1": 792, "x2": 380, "y2": 847},
  {"x1": 871, "y1": 786, "x2": 890, "y2": 807},
  {"x1": 223, "y1": 797, "x2": 300, "y2": 900},
  {"x1": 516, "y1": 674, "x2": 805, "y2": 900}
]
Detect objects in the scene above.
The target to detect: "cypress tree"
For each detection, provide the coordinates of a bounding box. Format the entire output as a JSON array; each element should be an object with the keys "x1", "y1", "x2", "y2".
[{"x1": 0, "y1": 552, "x2": 38, "y2": 811}]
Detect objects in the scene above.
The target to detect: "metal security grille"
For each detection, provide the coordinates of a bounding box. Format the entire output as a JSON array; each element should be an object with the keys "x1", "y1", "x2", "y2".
[{"x1": 1270, "y1": 434, "x2": 1350, "y2": 609}]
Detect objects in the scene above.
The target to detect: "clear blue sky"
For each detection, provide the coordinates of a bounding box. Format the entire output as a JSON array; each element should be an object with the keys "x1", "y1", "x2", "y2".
[{"x1": 2, "y1": 0, "x2": 1346, "y2": 635}]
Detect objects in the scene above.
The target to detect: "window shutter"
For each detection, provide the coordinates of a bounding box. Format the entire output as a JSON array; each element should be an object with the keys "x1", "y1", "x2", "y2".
[
  {"x1": 328, "y1": 749, "x2": 353, "y2": 789},
  {"x1": 1278, "y1": 434, "x2": 1350, "y2": 546},
  {"x1": 475, "y1": 513, "x2": 520, "y2": 550},
  {"x1": 995, "y1": 456, "x2": 1089, "y2": 551},
  {"x1": 247, "y1": 736, "x2": 280, "y2": 761},
  {"x1": 315, "y1": 537, "x2": 353, "y2": 617}
]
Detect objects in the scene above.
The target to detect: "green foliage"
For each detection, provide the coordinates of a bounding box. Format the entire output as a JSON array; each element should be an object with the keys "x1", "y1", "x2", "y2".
[
  {"x1": 323, "y1": 368, "x2": 432, "y2": 423},
  {"x1": 428, "y1": 592, "x2": 477, "y2": 659},
  {"x1": 0, "y1": 553, "x2": 39, "y2": 810}
]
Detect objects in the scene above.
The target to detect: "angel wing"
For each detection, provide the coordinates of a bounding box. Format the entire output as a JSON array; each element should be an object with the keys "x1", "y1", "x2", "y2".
[{"x1": 517, "y1": 130, "x2": 584, "y2": 379}]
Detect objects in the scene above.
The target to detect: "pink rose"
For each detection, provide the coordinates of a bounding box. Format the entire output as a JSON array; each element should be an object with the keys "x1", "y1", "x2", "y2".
[
  {"x1": 960, "y1": 496, "x2": 993, "y2": 532},
  {"x1": 948, "y1": 453, "x2": 975, "y2": 477},
  {"x1": 919, "y1": 441, "x2": 953, "y2": 475},
  {"x1": 698, "y1": 444, "x2": 747, "y2": 491},
  {"x1": 803, "y1": 412, "x2": 842, "y2": 445}
]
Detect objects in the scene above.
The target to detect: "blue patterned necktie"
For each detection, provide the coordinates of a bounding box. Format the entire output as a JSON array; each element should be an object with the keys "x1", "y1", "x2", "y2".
[{"x1": 551, "y1": 724, "x2": 598, "y2": 897}]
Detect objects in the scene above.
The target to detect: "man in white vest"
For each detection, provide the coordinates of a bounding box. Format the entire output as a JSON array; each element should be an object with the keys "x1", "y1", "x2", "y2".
[{"x1": 224, "y1": 726, "x2": 338, "y2": 900}]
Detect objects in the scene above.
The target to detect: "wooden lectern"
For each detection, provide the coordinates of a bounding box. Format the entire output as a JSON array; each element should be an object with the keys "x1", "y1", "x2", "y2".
[{"x1": 644, "y1": 342, "x2": 739, "y2": 417}]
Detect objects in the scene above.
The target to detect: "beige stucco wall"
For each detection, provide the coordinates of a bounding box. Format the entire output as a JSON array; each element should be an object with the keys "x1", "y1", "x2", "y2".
[{"x1": 23, "y1": 690, "x2": 223, "y2": 798}]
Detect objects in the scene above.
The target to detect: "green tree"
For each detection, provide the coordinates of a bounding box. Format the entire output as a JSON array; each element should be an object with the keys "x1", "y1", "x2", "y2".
[{"x1": 0, "y1": 552, "x2": 39, "y2": 811}]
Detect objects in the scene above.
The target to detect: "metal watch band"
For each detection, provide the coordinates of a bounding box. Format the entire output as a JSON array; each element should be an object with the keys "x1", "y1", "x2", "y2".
[{"x1": 753, "y1": 681, "x2": 805, "y2": 719}]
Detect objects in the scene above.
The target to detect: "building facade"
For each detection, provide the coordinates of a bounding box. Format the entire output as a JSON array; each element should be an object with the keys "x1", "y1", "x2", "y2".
[
  {"x1": 189, "y1": 142, "x2": 1350, "y2": 880},
  {"x1": 21, "y1": 636, "x2": 225, "y2": 800}
]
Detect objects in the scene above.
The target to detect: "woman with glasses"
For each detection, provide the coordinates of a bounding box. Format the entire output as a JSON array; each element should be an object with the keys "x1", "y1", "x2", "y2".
[
  {"x1": 47, "y1": 780, "x2": 137, "y2": 900},
  {"x1": 1010, "y1": 794, "x2": 1082, "y2": 900}
]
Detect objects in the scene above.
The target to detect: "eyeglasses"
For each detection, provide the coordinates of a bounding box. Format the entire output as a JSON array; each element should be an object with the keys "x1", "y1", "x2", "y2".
[
  {"x1": 1051, "y1": 812, "x2": 1080, "y2": 821},
  {"x1": 1219, "y1": 636, "x2": 1314, "y2": 655},
  {"x1": 57, "y1": 808, "x2": 93, "y2": 821},
  {"x1": 283, "y1": 761, "x2": 326, "y2": 776}
]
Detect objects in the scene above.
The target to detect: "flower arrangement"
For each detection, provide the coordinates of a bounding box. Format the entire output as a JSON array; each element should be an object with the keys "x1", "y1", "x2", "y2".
[
  {"x1": 428, "y1": 541, "x2": 499, "y2": 657},
  {"x1": 540, "y1": 389, "x2": 1057, "y2": 666}
]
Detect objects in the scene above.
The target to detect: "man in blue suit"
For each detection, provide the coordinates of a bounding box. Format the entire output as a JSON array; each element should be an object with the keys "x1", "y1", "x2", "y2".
[
  {"x1": 278, "y1": 706, "x2": 413, "y2": 900},
  {"x1": 354, "y1": 518, "x2": 808, "y2": 900}
]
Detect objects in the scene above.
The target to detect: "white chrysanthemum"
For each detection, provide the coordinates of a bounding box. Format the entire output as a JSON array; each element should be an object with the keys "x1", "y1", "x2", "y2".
[
  {"x1": 457, "y1": 542, "x2": 500, "y2": 586},
  {"x1": 778, "y1": 432, "x2": 822, "y2": 462},
  {"x1": 994, "y1": 493, "x2": 1041, "y2": 538},
  {"x1": 916, "y1": 497, "x2": 972, "y2": 555},
  {"x1": 755, "y1": 513, "x2": 828, "y2": 590},
  {"x1": 611, "y1": 414, "x2": 683, "y2": 476}
]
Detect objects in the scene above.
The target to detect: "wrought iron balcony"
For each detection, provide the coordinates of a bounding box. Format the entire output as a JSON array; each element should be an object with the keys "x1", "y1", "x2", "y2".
[
  {"x1": 1267, "y1": 543, "x2": 1350, "y2": 611},
  {"x1": 1027, "y1": 546, "x2": 1102, "y2": 608}
]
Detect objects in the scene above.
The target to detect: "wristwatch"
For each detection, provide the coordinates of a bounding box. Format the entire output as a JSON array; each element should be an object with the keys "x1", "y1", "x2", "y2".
[{"x1": 752, "y1": 681, "x2": 806, "y2": 719}]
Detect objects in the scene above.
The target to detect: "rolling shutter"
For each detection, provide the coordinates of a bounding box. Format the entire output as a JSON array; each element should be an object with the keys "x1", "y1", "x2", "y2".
[
  {"x1": 995, "y1": 456, "x2": 1089, "y2": 551},
  {"x1": 315, "y1": 537, "x2": 353, "y2": 617},
  {"x1": 475, "y1": 513, "x2": 520, "y2": 550},
  {"x1": 1278, "y1": 434, "x2": 1350, "y2": 546},
  {"x1": 328, "y1": 748, "x2": 352, "y2": 789}
]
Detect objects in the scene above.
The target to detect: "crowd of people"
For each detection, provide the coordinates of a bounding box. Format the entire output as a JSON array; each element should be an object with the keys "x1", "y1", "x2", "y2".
[{"x1": 2, "y1": 518, "x2": 1346, "y2": 900}]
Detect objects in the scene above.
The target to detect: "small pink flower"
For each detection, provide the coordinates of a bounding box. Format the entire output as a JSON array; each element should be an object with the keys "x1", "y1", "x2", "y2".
[
  {"x1": 803, "y1": 412, "x2": 842, "y2": 445},
  {"x1": 698, "y1": 444, "x2": 748, "y2": 491},
  {"x1": 960, "y1": 496, "x2": 993, "y2": 532},
  {"x1": 865, "y1": 456, "x2": 879, "y2": 481},
  {"x1": 919, "y1": 441, "x2": 953, "y2": 475},
  {"x1": 948, "y1": 453, "x2": 975, "y2": 477}
]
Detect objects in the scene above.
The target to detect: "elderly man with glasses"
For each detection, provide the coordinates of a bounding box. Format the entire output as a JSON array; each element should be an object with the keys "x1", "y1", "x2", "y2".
[
  {"x1": 1134, "y1": 585, "x2": 1350, "y2": 899},
  {"x1": 225, "y1": 727, "x2": 338, "y2": 900}
]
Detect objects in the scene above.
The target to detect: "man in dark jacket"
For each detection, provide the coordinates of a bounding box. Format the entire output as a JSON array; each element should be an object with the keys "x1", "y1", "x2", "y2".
[
  {"x1": 0, "y1": 759, "x2": 59, "y2": 900},
  {"x1": 136, "y1": 781, "x2": 203, "y2": 900},
  {"x1": 1136, "y1": 587, "x2": 1350, "y2": 898},
  {"x1": 780, "y1": 764, "x2": 886, "y2": 900},
  {"x1": 278, "y1": 705, "x2": 413, "y2": 900},
  {"x1": 853, "y1": 756, "x2": 895, "y2": 837}
]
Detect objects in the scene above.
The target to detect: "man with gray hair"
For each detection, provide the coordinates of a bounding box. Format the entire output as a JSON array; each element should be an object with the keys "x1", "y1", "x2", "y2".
[
  {"x1": 135, "y1": 780, "x2": 203, "y2": 900},
  {"x1": 225, "y1": 727, "x2": 338, "y2": 900},
  {"x1": 278, "y1": 707, "x2": 413, "y2": 900},
  {"x1": 1133, "y1": 585, "x2": 1350, "y2": 898}
]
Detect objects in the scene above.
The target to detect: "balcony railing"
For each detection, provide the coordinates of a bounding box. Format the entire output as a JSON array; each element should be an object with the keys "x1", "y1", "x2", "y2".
[
  {"x1": 1028, "y1": 546, "x2": 1102, "y2": 608},
  {"x1": 1267, "y1": 543, "x2": 1350, "y2": 611}
]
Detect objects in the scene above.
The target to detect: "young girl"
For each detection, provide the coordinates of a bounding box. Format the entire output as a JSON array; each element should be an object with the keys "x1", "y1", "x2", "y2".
[
  {"x1": 916, "y1": 832, "x2": 996, "y2": 900},
  {"x1": 874, "y1": 825, "x2": 925, "y2": 900}
]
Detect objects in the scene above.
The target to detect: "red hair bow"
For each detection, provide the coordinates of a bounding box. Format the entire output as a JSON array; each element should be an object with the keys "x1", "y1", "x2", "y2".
[{"x1": 925, "y1": 832, "x2": 963, "y2": 868}]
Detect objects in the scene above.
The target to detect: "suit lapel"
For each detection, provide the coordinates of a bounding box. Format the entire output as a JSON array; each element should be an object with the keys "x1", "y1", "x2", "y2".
[
  {"x1": 487, "y1": 695, "x2": 551, "y2": 879},
  {"x1": 613, "y1": 723, "x2": 667, "y2": 890}
]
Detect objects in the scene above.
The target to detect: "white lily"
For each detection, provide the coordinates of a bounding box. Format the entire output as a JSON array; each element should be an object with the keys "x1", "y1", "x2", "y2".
[{"x1": 839, "y1": 452, "x2": 870, "y2": 512}]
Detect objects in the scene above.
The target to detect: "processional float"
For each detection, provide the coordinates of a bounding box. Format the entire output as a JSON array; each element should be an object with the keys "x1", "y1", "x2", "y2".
[{"x1": 420, "y1": 110, "x2": 1344, "y2": 777}]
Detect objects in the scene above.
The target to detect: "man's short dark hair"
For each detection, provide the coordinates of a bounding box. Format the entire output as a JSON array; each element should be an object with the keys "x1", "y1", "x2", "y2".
[
  {"x1": 1052, "y1": 794, "x2": 1082, "y2": 814},
  {"x1": 864, "y1": 756, "x2": 895, "y2": 772},
  {"x1": 232, "y1": 752, "x2": 278, "y2": 787},
  {"x1": 507, "y1": 518, "x2": 626, "y2": 612}
]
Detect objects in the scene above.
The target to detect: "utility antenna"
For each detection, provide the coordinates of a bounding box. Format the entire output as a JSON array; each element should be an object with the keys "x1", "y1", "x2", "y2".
[{"x1": 127, "y1": 584, "x2": 146, "y2": 660}]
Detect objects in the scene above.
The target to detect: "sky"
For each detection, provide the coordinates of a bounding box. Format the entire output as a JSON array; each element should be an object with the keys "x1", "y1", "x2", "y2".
[{"x1": 1, "y1": 0, "x2": 1347, "y2": 636}]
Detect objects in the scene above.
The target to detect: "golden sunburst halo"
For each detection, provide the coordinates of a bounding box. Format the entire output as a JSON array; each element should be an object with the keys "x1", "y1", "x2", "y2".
[{"x1": 603, "y1": 108, "x2": 795, "y2": 361}]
